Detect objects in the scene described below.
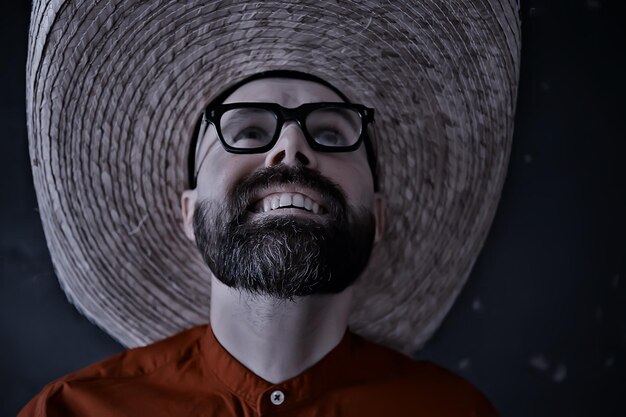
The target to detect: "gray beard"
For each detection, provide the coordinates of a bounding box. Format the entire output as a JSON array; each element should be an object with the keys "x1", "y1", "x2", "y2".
[{"x1": 192, "y1": 165, "x2": 375, "y2": 300}]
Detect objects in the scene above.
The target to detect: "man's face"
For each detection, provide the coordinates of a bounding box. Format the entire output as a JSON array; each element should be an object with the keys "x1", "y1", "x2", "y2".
[{"x1": 182, "y1": 78, "x2": 384, "y2": 299}]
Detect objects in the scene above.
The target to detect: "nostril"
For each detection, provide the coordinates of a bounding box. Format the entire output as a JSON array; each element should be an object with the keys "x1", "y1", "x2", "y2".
[
  {"x1": 270, "y1": 150, "x2": 286, "y2": 166},
  {"x1": 295, "y1": 152, "x2": 309, "y2": 165},
  {"x1": 269, "y1": 150, "x2": 310, "y2": 167}
]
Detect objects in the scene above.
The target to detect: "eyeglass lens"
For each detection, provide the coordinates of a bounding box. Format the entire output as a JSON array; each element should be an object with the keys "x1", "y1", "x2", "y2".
[{"x1": 219, "y1": 106, "x2": 363, "y2": 149}]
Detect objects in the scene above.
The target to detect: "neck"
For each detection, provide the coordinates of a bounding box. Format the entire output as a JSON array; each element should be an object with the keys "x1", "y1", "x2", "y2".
[{"x1": 209, "y1": 277, "x2": 353, "y2": 384}]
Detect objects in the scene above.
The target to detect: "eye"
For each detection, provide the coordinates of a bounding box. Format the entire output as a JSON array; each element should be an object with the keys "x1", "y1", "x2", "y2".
[
  {"x1": 312, "y1": 129, "x2": 349, "y2": 146},
  {"x1": 220, "y1": 108, "x2": 277, "y2": 147},
  {"x1": 306, "y1": 107, "x2": 361, "y2": 148},
  {"x1": 232, "y1": 126, "x2": 272, "y2": 143}
]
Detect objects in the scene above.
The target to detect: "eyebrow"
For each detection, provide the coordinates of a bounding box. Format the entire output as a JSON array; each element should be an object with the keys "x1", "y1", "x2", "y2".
[
  {"x1": 221, "y1": 108, "x2": 272, "y2": 124},
  {"x1": 311, "y1": 108, "x2": 360, "y2": 131}
]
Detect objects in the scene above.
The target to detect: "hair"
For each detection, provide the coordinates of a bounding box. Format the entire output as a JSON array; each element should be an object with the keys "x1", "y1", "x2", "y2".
[
  {"x1": 192, "y1": 164, "x2": 376, "y2": 299},
  {"x1": 187, "y1": 70, "x2": 379, "y2": 190}
]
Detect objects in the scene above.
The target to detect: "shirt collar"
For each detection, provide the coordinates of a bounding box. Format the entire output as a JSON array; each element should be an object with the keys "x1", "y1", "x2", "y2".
[{"x1": 201, "y1": 324, "x2": 354, "y2": 413}]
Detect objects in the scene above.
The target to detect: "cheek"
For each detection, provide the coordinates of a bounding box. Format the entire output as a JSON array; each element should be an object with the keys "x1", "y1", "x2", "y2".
[
  {"x1": 319, "y1": 155, "x2": 375, "y2": 207},
  {"x1": 196, "y1": 152, "x2": 264, "y2": 200}
]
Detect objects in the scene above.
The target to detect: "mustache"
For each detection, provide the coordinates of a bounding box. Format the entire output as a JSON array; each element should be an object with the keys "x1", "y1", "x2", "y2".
[{"x1": 226, "y1": 165, "x2": 348, "y2": 219}]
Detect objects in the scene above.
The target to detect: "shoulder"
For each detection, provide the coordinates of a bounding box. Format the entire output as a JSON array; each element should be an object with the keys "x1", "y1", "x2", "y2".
[
  {"x1": 343, "y1": 332, "x2": 498, "y2": 416},
  {"x1": 18, "y1": 325, "x2": 208, "y2": 417}
]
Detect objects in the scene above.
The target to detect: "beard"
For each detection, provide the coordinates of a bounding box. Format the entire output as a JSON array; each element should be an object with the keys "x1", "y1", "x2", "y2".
[{"x1": 192, "y1": 165, "x2": 375, "y2": 300}]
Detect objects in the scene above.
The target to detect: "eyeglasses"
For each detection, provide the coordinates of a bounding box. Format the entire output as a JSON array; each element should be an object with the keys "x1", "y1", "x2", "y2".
[
  {"x1": 192, "y1": 102, "x2": 376, "y2": 186},
  {"x1": 206, "y1": 101, "x2": 374, "y2": 152}
]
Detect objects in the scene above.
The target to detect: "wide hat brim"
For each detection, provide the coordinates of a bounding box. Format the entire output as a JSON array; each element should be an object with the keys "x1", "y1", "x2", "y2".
[{"x1": 27, "y1": 0, "x2": 520, "y2": 353}]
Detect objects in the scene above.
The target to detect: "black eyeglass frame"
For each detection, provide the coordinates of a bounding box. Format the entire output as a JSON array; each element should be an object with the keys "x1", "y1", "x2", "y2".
[{"x1": 203, "y1": 102, "x2": 375, "y2": 154}]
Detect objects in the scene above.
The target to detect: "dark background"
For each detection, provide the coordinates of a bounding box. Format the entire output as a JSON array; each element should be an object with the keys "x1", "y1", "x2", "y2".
[{"x1": 1, "y1": 1, "x2": 625, "y2": 416}]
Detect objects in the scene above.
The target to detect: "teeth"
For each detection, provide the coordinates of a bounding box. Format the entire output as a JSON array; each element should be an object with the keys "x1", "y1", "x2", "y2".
[
  {"x1": 258, "y1": 192, "x2": 322, "y2": 214},
  {"x1": 292, "y1": 194, "x2": 304, "y2": 208},
  {"x1": 279, "y1": 194, "x2": 292, "y2": 208}
]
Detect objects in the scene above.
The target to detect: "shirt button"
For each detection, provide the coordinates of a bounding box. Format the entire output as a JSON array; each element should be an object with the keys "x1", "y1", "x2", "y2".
[{"x1": 270, "y1": 390, "x2": 285, "y2": 405}]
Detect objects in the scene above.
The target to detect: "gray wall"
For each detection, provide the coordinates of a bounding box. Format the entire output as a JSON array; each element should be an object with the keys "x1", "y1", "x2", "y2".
[{"x1": 1, "y1": 1, "x2": 624, "y2": 416}]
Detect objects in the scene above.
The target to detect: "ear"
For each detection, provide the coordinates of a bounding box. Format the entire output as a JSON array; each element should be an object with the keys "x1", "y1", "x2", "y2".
[
  {"x1": 181, "y1": 189, "x2": 198, "y2": 242},
  {"x1": 373, "y1": 192, "x2": 386, "y2": 244}
]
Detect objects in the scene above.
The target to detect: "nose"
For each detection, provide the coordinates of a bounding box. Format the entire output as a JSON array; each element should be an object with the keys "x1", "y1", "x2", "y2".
[{"x1": 264, "y1": 122, "x2": 318, "y2": 169}]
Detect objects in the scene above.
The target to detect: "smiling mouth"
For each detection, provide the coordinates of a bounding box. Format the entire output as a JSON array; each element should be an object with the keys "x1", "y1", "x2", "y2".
[{"x1": 250, "y1": 191, "x2": 326, "y2": 214}]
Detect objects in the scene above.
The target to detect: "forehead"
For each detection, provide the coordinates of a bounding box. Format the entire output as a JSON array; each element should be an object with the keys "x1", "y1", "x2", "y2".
[{"x1": 223, "y1": 77, "x2": 344, "y2": 107}]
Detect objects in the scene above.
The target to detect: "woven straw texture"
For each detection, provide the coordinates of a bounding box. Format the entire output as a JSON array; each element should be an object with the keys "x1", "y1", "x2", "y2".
[{"x1": 26, "y1": 0, "x2": 520, "y2": 353}]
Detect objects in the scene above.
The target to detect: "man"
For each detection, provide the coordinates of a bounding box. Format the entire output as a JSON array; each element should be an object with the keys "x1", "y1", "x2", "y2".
[
  {"x1": 20, "y1": 73, "x2": 498, "y2": 416},
  {"x1": 21, "y1": 0, "x2": 516, "y2": 416},
  {"x1": 183, "y1": 75, "x2": 394, "y2": 384}
]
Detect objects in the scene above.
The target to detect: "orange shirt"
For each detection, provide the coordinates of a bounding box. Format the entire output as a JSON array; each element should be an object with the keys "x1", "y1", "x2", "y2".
[{"x1": 19, "y1": 325, "x2": 497, "y2": 416}]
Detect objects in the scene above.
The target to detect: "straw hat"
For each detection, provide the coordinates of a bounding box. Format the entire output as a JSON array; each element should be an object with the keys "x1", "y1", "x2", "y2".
[{"x1": 26, "y1": 0, "x2": 520, "y2": 353}]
